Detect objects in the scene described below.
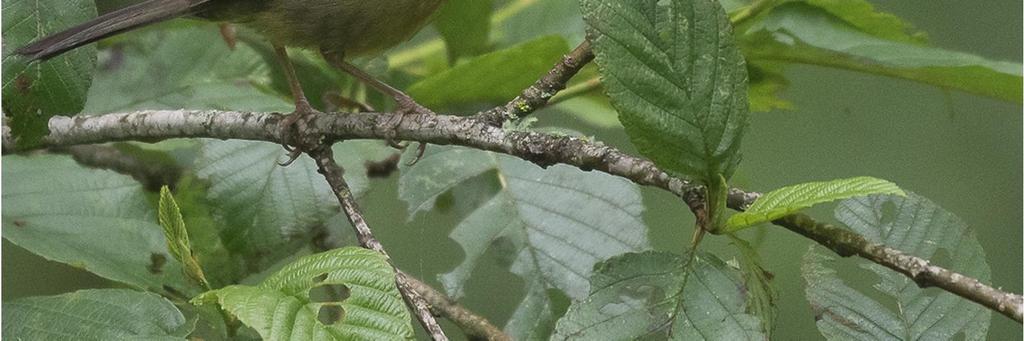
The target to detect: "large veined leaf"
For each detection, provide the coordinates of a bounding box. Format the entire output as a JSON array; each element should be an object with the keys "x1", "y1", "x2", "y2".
[
  {"x1": 2, "y1": 155, "x2": 189, "y2": 292},
  {"x1": 83, "y1": 24, "x2": 290, "y2": 113},
  {"x1": 2, "y1": 0, "x2": 97, "y2": 148},
  {"x1": 3, "y1": 289, "x2": 192, "y2": 340},
  {"x1": 194, "y1": 140, "x2": 393, "y2": 270},
  {"x1": 743, "y1": 3, "x2": 1022, "y2": 103},
  {"x1": 195, "y1": 247, "x2": 414, "y2": 340},
  {"x1": 582, "y1": 0, "x2": 751, "y2": 183},
  {"x1": 803, "y1": 193, "x2": 991, "y2": 340},
  {"x1": 725, "y1": 176, "x2": 904, "y2": 231},
  {"x1": 729, "y1": 235, "x2": 778, "y2": 338},
  {"x1": 407, "y1": 35, "x2": 570, "y2": 110},
  {"x1": 552, "y1": 251, "x2": 765, "y2": 340},
  {"x1": 398, "y1": 146, "x2": 649, "y2": 338}
]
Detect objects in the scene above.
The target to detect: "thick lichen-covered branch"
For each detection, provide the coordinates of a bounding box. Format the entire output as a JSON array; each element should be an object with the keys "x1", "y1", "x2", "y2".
[{"x1": 6, "y1": 108, "x2": 1020, "y2": 323}]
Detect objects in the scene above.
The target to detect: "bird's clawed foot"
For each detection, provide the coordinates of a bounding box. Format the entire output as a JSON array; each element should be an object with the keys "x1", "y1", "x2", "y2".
[{"x1": 278, "y1": 102, "x2": 323, "y2": 166}]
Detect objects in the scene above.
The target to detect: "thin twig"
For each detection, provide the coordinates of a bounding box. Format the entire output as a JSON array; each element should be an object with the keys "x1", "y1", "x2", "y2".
[
  {"x1": 307, "y1": 145, "x2": 449, "y2": 341},
  {"x1": 776, "y1": 213, "x2": 1024, "y2": 322},
  {"x1": 476, "y1": 41, "x2": 595, "y2": 126},
  {"x1": 404, "y1": 276, "x2": 512, "y2": 341}
]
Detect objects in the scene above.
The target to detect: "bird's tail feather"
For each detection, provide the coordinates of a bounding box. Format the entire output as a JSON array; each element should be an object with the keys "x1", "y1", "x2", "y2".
[{"x1": 15, "y1": 0, "x2": 211, "y2": 61}]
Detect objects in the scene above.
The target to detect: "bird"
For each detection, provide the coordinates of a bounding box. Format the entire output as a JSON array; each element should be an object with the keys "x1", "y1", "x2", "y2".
[{"x1": 15, "y1": 0, "x2": 446, "y2": 163}]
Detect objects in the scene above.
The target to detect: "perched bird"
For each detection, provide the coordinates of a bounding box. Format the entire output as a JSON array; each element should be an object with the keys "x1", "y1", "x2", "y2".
[{"x1": 16, "y1": 0, "x2": 445, "y2": 161}]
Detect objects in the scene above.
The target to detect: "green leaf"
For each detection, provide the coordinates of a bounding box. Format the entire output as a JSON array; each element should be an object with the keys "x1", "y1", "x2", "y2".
[
  {"x1": 435, "y1": 0, "x2": 494, "y2": 62},
  {"x1": 743, "y1": 3, "x2": 1022, "y2": 103},
  {"x1": 726, "y1": 176, "x2": 904, "y2": 231},
  {"x1": 398, "y1": 146, "x2": 649, "y2": 338},
  {"x1": 747, "y1": 61, "x2": 793, "y2": 112},
  {"x1": 803, "y1": 193, "x2": 991, "y2": 340},
  {"x1": 3, "y1": 289, "x2": 191, "y2": 340},
  {"x1": 1, "y1": 0, "x2": 97, "y2": 148},
  {"x1": 158, "y1": 186, "x2": 210, "y2": 288},
  {"x1": 195, "y1": 247, "x2": 414, "y2": 341},
  {"x1": 194, "y1": 140, "x2": 393, "y2": 271},
  {"x1": 169, "y1": 176, "x2": 246, "y2": 288},
  {"x1": 2, "y1": 155, "x2": 189, "y2": 292},
  {"x1": 552, "y1": 251, "x2": 764, "y2": 340},
  {"x1": 582, "y1": 0, "x2": 751, "y2": 184},
  {"x1": 493, "y1": 0, "x2": 586, "y2": 48},
  {"x1": 407, "y1": 35, "x2": 570, "y2": 110},
  {"x1": 83, "y1": 24, "x2": 290, "y2": 113},
  {"x1": 729, "y1": 235, "x2": 778, "y2": 337},
  {"x1": 789, "y1": 0, "x2": 924, "y2": 43}
]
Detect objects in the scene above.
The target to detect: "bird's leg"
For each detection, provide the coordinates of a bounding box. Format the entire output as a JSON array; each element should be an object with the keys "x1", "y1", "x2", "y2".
[
  {"x1": 321, "y1": 51, "x2": 433, "y2": 163},
  {"x1": 274, "y1": 44, "x2": 321, "y2": 166},
  {"x1": 321, "y1": 51, "x2": 434, "y2": 116}
]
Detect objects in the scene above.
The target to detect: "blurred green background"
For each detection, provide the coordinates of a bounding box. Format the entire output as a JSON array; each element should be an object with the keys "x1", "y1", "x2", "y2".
[{"x1": 3, "y1": 0, "x2": 1021, "y2": 339}]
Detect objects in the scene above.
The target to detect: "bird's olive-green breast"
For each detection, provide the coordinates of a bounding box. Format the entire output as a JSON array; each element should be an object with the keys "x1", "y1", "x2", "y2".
[{"x1": 198, "y1": 0, "x2": 444, "y2": 57}]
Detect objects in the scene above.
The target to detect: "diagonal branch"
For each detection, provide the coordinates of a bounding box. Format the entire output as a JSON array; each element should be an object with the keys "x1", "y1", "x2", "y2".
[
  {"x1": 405, "y1": 276, "x2": 512, "y2": 341},
  {"x1": 476, "y1": 41, "x2": 595, "y2": 126},
  {"x1": 306, "y1": 145, "x2": 449, "y2": 341},
  {"x1": 8, "y1": 108, "x2": 1020, "y2": 323}
]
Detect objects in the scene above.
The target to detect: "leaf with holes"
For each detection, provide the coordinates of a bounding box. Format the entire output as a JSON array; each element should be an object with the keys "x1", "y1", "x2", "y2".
[
  {"x1": 2, "y1": 155, "x2": 189, "y2": 292},
  {"x1": 399, "y1": 146, "x2": 649, "y2": 338},
  {"x1": 194, "y1": 140, "x2": 393, "y2": 272},
  {"x1": 803, "y1": 193, "x2": 991, "y2": 340},
  {"x1": 725, "y1": 176, "x2": 904, "y2": 232},
  {"x1": 195, "y1": 247, "x2": 413, "y2": 340},
  {"x1": 582, "y1": 0, "x2": 751, "y2": 184},
  {"x1": 552, "y1": 251, "x2": 765, "y2": 340},
  {"x1": 3, "y1": 289, "x2": 192, "y2": 340},
  {"x1": 2, "y1": 0, "x2": 97, "y2": 149}
]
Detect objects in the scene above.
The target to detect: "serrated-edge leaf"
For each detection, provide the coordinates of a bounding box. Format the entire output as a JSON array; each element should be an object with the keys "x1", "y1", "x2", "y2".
[
  {"x1": 583, "y1": 0, "x2": 751, "y2": 183},
  {"x1": 744, "y1": 3, "x2": 1022, "y2": 103},
  {"x1": 2, "y1": 0, "x2": 97, "y2": 148},
  {"x1": 803, "y1": 192, "x2": 991, "y2": 340},
  {"x1": 729, "y1": 235, "x2": 777, "y2": 337},
  {"x1": 726, "y1": 176, "x2": 904, "y2": 231},
  {"x1": 552, "y1": 251, "x2": 764, "y2": 340},
  {"x1": 398, "y1": 146, "x2": 650, "y2": 338},
  {"x1": 195, "y1": 247, "x2": 413, "y2": 341},
  {"x1": 193, "y1": 140, "x2": 391, "y2": 270},
  {"x1": 2, "y1": 154, "x2": 188, "y2": 291},
  {"x1": 158, "y1": 186, "x2": 210, "y2": 288},
  {"x1": 795, "y1": 0, "x2": 925, "y2": 43},
  {"x1": 159, "y1": 186, "x2": 190, "y2": 261},
  {"x1": 2, "y1": 289, "x2": 191, "y2": 340}
]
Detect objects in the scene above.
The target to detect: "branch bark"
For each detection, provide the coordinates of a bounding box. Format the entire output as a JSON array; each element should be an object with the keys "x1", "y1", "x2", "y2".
[
  {"x1": 8, "y1": 108, "x2": 1020, "y2": 323},
  {"x1": 405, "y1": 276, "x2": 513, "y2": 341},
  {"x1": 476, "y1": 41, "x2": 595, "y2": 126},
  {"x1": 307, "y1": 145, "x2": 449, "y2": 341}
]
